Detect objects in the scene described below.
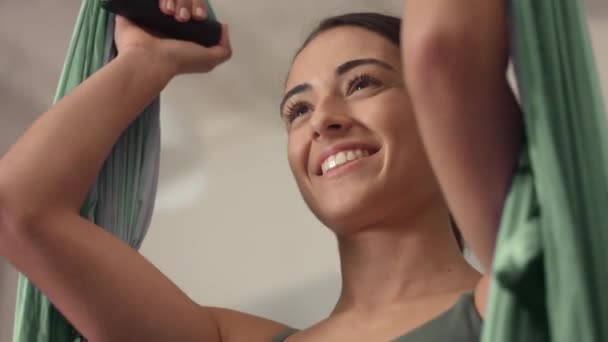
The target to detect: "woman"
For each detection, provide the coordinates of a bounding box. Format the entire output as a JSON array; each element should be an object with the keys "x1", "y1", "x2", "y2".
[{"x1": 0, "y1": 0, "x2": 522, "y2": 341}]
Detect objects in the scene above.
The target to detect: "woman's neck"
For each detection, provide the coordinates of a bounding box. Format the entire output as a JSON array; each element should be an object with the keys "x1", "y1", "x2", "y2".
[{"x1": 332, "y1": 205, "x2": 479, "y2": 314}]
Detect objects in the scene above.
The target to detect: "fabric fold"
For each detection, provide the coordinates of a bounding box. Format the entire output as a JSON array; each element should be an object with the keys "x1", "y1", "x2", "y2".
[{"x1": 482, "y1": 0, "x2": 608, "y2": 341}]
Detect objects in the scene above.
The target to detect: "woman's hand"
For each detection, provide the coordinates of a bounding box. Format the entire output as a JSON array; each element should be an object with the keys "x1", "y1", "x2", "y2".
[{"x1": 114, "y1": 0, "x2": 231, "y2": 78}]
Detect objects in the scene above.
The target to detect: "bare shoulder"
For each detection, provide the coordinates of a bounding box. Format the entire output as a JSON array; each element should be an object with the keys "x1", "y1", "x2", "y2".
[
  {"x1": 204, "y1": 306, "x2": 291, "y2": 342},
  {"x1": 473, "y1": 274, "x2": 491, "y2": 319}
]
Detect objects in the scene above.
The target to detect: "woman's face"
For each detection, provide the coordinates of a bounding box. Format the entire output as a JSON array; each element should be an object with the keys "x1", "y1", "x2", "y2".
[{"x1": 282, "y1": 26, "x2": 442, "y2": 234}]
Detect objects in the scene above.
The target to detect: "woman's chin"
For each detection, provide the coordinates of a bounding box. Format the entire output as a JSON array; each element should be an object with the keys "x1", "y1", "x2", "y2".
[{"x1": 316, "y1": 198, "x2": 383, "y2": 235}]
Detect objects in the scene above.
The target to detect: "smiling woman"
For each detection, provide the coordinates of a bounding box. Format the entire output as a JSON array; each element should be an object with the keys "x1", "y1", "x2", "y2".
[
  {"x1": 0, "y1": 1, "x2": 520, "y2": 342},
  {"x1": 282, "y1": 13, "x2": 465, "y2": 251},
  {"x1": 273, "y1": 12, "x2": 489, "y2": 341}
]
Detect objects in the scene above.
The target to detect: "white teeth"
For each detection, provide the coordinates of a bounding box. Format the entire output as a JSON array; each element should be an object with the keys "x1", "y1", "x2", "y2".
[
  {"x1": 346, "y1": 150, "x2": 356, "y2": 161},
  {"x1": 328, "y1": 156, "x2": 337, "y2": 169},
  {"x1": 335, "y1": 151, "x2": 347, "y2": 165},
  {"x1": 321, "y1": 148, "x2": 373, "y2": 175}
]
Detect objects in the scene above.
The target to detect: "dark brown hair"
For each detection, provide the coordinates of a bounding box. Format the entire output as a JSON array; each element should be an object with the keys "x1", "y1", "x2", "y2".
[{"x1": 297, "y1": 12, "x2": 465, "y2": 251}]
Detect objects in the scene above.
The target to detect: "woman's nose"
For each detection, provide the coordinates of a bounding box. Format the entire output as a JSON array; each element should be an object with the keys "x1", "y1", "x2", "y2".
[{"x1": 310, "y1": 98, "x2": 353, "y2": 140}]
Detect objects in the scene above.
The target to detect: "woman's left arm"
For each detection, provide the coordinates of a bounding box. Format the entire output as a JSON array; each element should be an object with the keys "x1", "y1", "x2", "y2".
[{"x1": 400, "y1": 0, "x2": 522, "y2": 314}]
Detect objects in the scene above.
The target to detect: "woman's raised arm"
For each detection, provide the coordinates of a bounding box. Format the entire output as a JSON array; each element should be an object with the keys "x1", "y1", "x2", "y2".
[
  {"x1": 401, "y1": 0, "x2": 523, "y2": 314},
  {"x1": 0, "y1": 13, "x2": 285, "y2": 342}
]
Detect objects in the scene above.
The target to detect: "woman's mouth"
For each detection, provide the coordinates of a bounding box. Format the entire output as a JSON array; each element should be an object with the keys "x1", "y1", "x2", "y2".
[{"x1": 318, "y1": 148, "x2": 378, "y2": 176}]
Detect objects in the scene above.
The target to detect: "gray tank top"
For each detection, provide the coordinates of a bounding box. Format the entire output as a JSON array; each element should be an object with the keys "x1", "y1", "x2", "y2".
[{"x1": 270, "y1": 292, "x2": 481, "y2": 342}]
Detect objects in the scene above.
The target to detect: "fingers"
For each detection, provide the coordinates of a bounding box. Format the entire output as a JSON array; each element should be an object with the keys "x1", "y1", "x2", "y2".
[
  {"x1": 192, "y1": 0, "x2": 208, "y2": 20},
  {"x1": 159, "y1": 0, "x2": 175, "y2": 15},
  {"x1": 175, "y1": 0, "x2": 192, "y2": 23},
  {"x1": 160, "y1": 0, "x2": 207, "y2": 22},
  {"x1": 176, "y1": 24, "x2": 232, "y2": 73},
  {"x1": 206, "y1": 24, "x2": 232, "y2": 64}
]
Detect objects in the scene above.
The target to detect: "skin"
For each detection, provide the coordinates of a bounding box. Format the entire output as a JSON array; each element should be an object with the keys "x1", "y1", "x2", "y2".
[{"x1": 0, "y1": 0, "x2": 521, "y2": 341}]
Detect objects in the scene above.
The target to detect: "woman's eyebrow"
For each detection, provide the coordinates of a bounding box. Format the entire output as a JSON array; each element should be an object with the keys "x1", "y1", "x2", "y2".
[
  {"x1": 335, "y1": 58, "x2": 394, "y2": 76},
  {"x1": 280, "y1": 58, "x2": 394, "y2": 114}
]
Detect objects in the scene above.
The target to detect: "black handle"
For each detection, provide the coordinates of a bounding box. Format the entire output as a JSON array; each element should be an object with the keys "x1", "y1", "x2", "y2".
[{"x1": 102, "y1": 0, "x2": 222, "y2": 47}]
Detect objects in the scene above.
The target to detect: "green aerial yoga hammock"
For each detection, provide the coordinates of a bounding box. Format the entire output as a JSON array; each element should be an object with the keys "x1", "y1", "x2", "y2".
[
  {"x1": 11, "y1": 0, "x2": 607, "y2": 341},
  {"x1": 11, "y1": 1, "x2": 217, "y2": 341},
  {"x1": 482, "y1": 0, "x2": 608, "y2": 341}
]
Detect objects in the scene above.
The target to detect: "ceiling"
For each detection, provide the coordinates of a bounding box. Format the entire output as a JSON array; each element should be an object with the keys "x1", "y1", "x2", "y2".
[
  {"x1": 587, "y1": 0, "x2": 608, "y2": 15},
  {"x1": 1, "y1": 0, "x2": 605, "y2": 134}
]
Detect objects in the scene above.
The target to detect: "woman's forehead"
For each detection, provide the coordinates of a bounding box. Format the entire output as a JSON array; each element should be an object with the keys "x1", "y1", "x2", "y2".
[{"x1": 286, "y1": 27, "x2": 401, "y2": 89}]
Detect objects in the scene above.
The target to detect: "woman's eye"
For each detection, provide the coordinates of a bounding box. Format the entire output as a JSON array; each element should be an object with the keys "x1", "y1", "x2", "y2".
[
  {"x1": 347, "y1": 74, "x2": 382, "y2": 95},
  {"x1": 284, "y1": 102, "x2": 312, "y2": 122}
]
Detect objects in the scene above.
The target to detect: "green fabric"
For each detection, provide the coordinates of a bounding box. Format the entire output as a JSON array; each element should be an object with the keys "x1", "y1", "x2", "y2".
[
  {"x1": 270, "y1": 292, "x2": 481, "y2": 342},
  {"x1": 12, "y1": 1, "x2": 217, "y2": 341},
  {"x1": 482, "y1": 0, "x2": 608, "y2": 341}
]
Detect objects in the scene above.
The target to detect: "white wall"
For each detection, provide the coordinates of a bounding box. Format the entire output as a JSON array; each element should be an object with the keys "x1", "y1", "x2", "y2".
[
  {"x1": 1, "y1": 2, "x2": 607, "y2": 342},
  {"x1": 0, "y1": 262, "x2": 17, "y2": 342}
]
